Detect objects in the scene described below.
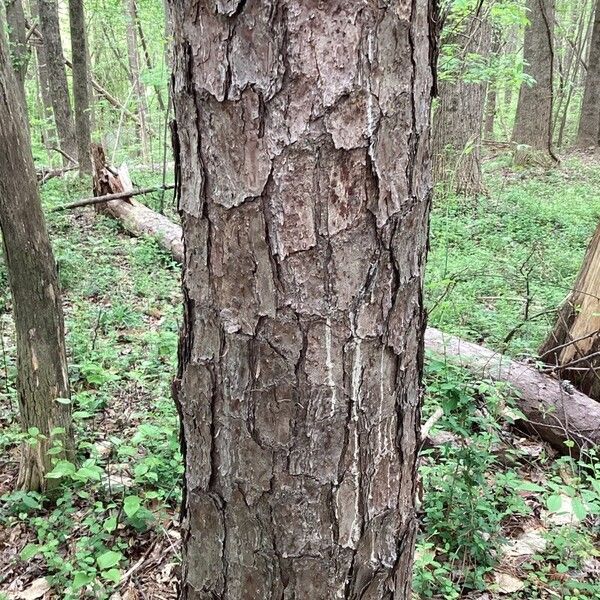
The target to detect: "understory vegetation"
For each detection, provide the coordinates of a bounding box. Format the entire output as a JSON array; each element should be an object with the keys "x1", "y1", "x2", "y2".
[{"x1": 1, "y1": 155, "x2": 599, "y2": 598}]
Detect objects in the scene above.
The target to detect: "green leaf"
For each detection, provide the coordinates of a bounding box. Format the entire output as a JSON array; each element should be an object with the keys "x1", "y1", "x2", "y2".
[
  {"x1": 123, "y1": 495, "x2": 141, "y2": 518},
  {"x1": 556, "y1": 563, "x2": 569, "y2": 574},
  {"x1": 101, "y1": 568, "x2": 121, "y2": 584},
  {"x1": 74, "y1": 466, "x2": 102, "y2": 482},
  {"x1": 20, "y1": 543, "x2": 41, "y2": 560},
  {"x1": 572, "y1": 497, "x2": 587, "y2": 521},
  {"x1": 96, "y1": 550, "x2": 123, "y2": 570},
  {"x1": 546, "y1": 494, "x2": 562, "y2": 512},
  {"x1": 55, "y1": 397, "x2": 71, "y2": 405},
  {"x1": 103, "y1": 515, "x2": 118, "y2": 533},
  {"x1": 45, "y1": 460, "x2": 76, "y2": 479},
  {"x1": 21, "y1": 493, "x2": 42, "y2": 509},
  {"x1": 517, "y1": 481, "x2": 545, "y2": 493},
  {"x1": 72, "y1": 571, "x2": 94, "y2": 590}
]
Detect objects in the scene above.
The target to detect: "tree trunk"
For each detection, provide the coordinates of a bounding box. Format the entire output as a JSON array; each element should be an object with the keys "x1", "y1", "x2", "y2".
[
  {"x1": 577, "y1": 0, "x2": 600, "y2": 148},
  {"x1": 512, "y1": 0, "x2": 556, "y2": 161},
  {"x1": 4, "y1": 0, "x2": 29, "y2": 108},
  {"x1": 539, "y1": 220, "x2": 600, "y2": 400},
  {"x1": 169, "y1": 1, "x2": 435, "y2": 597},
  {"x1": 484, "y1": 32, "x2": 501, "y2": 140},
  {"x1": 125, "y1": 0, "x2": 149, "y2": 161},
  {"x1": 432, "y1": 15, "x2": 490, "y2": 196},
  {"x1": 132, "y1": 0, "x2": 166, "y2": 113},
  {"x1": 0, "y1": 19, "x2": 73, "y2": 492},
  {"x1": 37, "y1": 0, "x2": 77, "y2": 163},
  {"x1": 68, "y1": 0, "x2": 92, "y2": 174},
  {"x1": 29, "y1": 0, "x2": 56, "y2": 149}
]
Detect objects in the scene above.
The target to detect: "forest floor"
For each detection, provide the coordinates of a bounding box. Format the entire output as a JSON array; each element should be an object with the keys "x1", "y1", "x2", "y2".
[{"x1": 1, "y1": 153, "x2": 600, "y2": 599}]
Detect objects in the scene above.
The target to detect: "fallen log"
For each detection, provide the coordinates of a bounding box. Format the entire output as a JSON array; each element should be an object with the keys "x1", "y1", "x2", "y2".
[
  {"x1": 88, "y1": 147, "x2": 183, "y2": 263},
  {"x1": 425, "y1": 327, "x2": 600, "y2": 451},
  {"x1": 51, "y1": 184, "x2": 175, "y2": 212},
  {"x1": 81, "y1": 157, "x2": 600, "y2": 450}
]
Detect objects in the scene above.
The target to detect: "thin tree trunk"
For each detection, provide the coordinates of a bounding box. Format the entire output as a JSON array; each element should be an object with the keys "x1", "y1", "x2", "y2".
[
  {"x1": 484, "y1": 86, "x2": 497, "y2": 140},
  {"x1": 125, "y1": 0, "x2": 149, "y2": 160},
  {"x1": 132, "y1": 0, "x2": 165, "y2": 112},
  {"x1": 4, "y1": 0, "x2": 30, "y2": 108},
  {"x1": 484, "y1": 31, "x2": 501, "y2": 139},
  {"x1": 0, "y1": 19, "x2": 73, "y2": 492},
  {"x1": 577, "y1": 0, "x2": 600, "y2": 147},
  {"x1": 29, "y1": 0, "x2": 55, "y2": 149},
  {"x1": 554, "y1": 0, "x2": 591, "y2": 147},
  {"x1": 37, "y1": 0, "x2": 77, "y2": 163},
  {"x1": 512, "y1": 0, "x2": 556, "y2": 161},
  {"x1": 68, "y1": 0, "x2": 92, "y2": 173},
  {"x1": 170, "y1": 1, "x2": 435, "y2": 597},
  {"x1": 539, "y1": 220, "x2": 600, "y2": 400},
  {"x1": 433, "y1": 15, "x2": 490, "y2": 195},
  {"x1": 27, "y1": 20, "x2": 153, "y2": 135}
]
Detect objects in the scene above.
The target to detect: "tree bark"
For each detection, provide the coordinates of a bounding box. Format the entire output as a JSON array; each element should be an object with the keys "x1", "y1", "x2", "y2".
[
  {"x1": 37, "y1": 0, "x2": 77, "y2": 163},
  {"x1": 432, "y1": 15, "x2": 490, "y2": 195},
  {"x1": 539, "y1": 220, "x2": 600, "y2": 400},
  {"x1": 512, "y1": 0, "x2": 556, "y2": 160},
  {"x1": 68, "y1": 0, "x2": 92, "y2": 174},
  {"x1": 169, "y1": 1, "x2": 435, "y2": 597},
  {"x1": 577, "y1": 0, "x2": 600, "y2": 148},
  {"x1": 125, "y1": 0, "x2": 149, "y2": 160},
  {"x1": 4, "y1": 0, "x2": 29, "y2": 108},
  {"x1": 0, "y1": 19, "x2": 73, "y2": 492}
]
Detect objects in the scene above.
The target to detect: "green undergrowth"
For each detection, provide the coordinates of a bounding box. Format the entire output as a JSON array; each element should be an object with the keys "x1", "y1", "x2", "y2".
[
  {"x1": 427, "y1": 155, "x2": 600, "y2": 357},
  {"x1": 0, "y1": 158, "x2": 599, "y2": 597},
  {"x1": 1, "y1": 175, "x2": 182, "y2": 598}
]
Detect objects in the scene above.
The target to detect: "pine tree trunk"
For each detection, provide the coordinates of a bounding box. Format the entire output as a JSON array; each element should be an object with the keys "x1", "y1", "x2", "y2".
[
  {"x1": 539, "y1": 221, "x2": 600, "y2": 400},
  {"x1": 512, "y1": 0, "x2": 556, "y2": 160},
  {"x1": 0, "y1": 21, "x2": 73, "y2": 492},
  {"x1": 37, "y1": 0, "x2": 77, "y2": 163},
  {"x1": 4, "y1": 0, "x2": 29, "y2": 108},
  {"x1": 170, "y1": 1, "x2": 435, "y2": 597},
  {"x1": 432, "y1": 15, "x2": 490, "y2": 196},
  {"x1": 125, "y1": 0, "x2": 149, "y2": 161},
  {"x1": 68, "y1": 0, "x2": 92, "y2": 174},
  {"x1": 577, "y1": 0, "x2": 600, "y2": 148}
]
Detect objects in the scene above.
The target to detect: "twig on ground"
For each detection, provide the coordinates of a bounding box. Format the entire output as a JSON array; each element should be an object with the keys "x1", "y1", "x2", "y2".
[{"x1": 50, "y1": 184, "x2": 175, "y2": 211}]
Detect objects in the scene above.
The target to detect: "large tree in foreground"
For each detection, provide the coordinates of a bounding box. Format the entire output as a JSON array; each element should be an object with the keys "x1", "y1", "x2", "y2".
[
  {"x1": 512, "y1": 0, "x2": 556, "y2": 161},
  {"x1": 0, "y1": 16, "x2": 73, "y2": 491},
  {"x1": 170, "y1": 0, "x2": 435, "y2": 596}
]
